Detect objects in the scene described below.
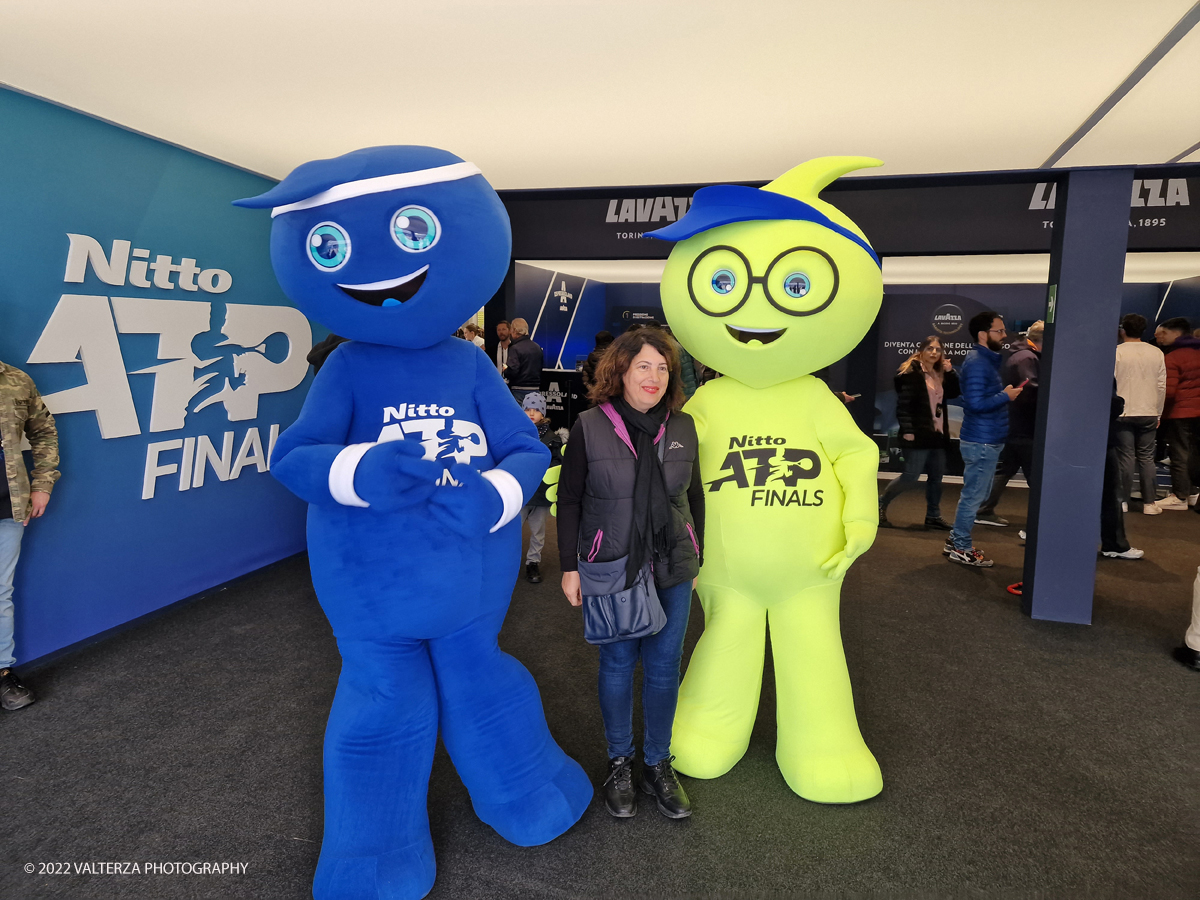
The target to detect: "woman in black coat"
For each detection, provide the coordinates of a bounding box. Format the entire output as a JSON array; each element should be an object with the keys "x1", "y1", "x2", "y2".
[{"x1": 879, "y1": 336, "x2": 960, "y2": 528}]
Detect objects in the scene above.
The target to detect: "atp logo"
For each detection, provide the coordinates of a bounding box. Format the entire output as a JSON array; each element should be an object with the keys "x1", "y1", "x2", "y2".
[
  {"x1": 707, "y1": 434, "x2": 825, "y2": 508},
  {"x1": 378, "y1": 404, "x2": 488, "y2": 462},
  {"x1": 28, "y1": 233, "x2": 313, "y2": 500}
]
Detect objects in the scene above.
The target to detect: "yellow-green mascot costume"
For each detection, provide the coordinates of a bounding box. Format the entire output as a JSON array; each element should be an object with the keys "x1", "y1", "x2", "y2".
[{"x1": 645, "y1": 157, "x2": 884, "y2": 804}]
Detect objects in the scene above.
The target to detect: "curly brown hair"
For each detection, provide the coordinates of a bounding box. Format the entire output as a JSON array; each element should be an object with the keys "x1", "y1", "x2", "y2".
[{"x1": 587, "y1": 327, "x2": 685, "y2": 410}]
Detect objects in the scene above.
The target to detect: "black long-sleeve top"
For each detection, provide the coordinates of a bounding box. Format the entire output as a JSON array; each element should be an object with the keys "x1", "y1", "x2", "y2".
[{"x1": 556, "y1": 416, "x2": 705, "y2": 573}]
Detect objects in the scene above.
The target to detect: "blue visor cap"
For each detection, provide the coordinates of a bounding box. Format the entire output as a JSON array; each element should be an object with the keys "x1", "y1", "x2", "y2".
[
  {"x1": 643, "y1": 184, "x2": 880, "y2": 269},
  {"x1": 232, "y1": 145, "x2": 467, "y2": 209}
]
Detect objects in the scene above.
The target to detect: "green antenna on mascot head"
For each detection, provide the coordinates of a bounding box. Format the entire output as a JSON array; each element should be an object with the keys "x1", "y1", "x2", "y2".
[{"x1": 648, "y1": 156, "x2": 884, "y2": 390}]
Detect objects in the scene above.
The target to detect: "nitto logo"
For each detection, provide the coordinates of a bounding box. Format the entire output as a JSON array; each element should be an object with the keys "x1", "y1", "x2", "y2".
[
  {"x1": 377, "y1": 403, "x2": 488, "y2": 467},
  {"x1": 932, "y1": 304, "x2": 964, "y2": 336},
  {"x1": 707, "y1": 435, "x2": 825, "y2": 508},
  {"x1": 28, "y1": 233, "x2": 312, "y2": 500},
  {"x1": 605, "y1": 196, "x2": 693, "y2": 225}
]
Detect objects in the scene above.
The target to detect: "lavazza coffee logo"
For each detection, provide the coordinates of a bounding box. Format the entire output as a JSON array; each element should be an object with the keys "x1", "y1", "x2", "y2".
[
  {"x1": 932, "y1": 303, "x2": 964, "y2": 336},
  {"x1": 604, "y1": 195, "x2": 693, "y2": 240},
  {"x1": 28, "y1": 234, "x2": 312, "y2": 502}
]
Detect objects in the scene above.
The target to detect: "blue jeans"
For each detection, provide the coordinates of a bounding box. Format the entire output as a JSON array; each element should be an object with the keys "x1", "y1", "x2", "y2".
[
  {"x1": 596, "y1": 578, "x2": 693, "y2": 764},
  {"x1": 0, "y1": 518, "x2": 24, "y2": 669},
  {"x1": 879, "y1": 447, "x2": 947, "y2": 518},
  {"x1": 951, "y1": 441, "x2": 1003, "y2": 550}
]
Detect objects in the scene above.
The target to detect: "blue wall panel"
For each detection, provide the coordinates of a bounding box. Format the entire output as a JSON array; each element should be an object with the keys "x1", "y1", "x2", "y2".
[
  {"x1": 514, "y1": 263, "x2": 607, "y2": 371},
  {"x1": 0, "y1": 89, "x2": 318, "y2": 664}
]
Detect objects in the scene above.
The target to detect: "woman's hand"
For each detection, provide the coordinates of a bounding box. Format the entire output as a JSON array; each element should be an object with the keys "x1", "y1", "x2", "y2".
[
  {"x1": 902, "y1": 433, "x2": 915, "y2": 441},
  {"x1": 562, "y1": 571, "x2": 582, "y2": 607},
  {"x1": 941, "y1": 357, "x2": 953, "y2": 372},
  {"x1": 692, "y1": 576, "x2": 699, "y2": 590}
]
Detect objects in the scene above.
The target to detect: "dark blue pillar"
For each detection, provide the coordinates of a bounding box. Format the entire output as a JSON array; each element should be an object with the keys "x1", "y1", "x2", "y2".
[{"x1": 1023, "y1": 167, "x2": 1134, "y2": 623}]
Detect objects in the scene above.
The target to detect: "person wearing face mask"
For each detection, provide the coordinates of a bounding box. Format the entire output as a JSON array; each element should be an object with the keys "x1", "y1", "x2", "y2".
[
  {"x1": 556, "y1": 327, "x2": 704, "y2": 821},
  {"x1": 946, "y1": 311, "x2": 1023, "y2": 567},
  {"x1": 879, "y1": 336, "x2": 960, "y2": 530}
]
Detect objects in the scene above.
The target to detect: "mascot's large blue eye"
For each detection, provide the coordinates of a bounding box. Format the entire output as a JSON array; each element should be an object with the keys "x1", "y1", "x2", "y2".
[
  {"x1": 392, "y1": 206, "x2": 440, "y2": 252},
  {"x1": 711, "y1": 269, "x2": 736, "y2": 294},
  {"x1": 783, "y1": 272, "x2": 811, "y2": 298},
  {"x1": 307, "y1": 222, "x2": 351, "y2": 271}
]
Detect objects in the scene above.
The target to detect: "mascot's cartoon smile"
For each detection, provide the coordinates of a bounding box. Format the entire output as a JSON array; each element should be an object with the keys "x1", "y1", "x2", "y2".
[
  {"x1": 337, "y1": 265, "x2": 429, "y2": 306},
  {"x1": 726, "y1": 325, "x2": 786, "y2": 344},
  {"x1": 237, "y1": 146, "x2": 590, "y2": 900}
]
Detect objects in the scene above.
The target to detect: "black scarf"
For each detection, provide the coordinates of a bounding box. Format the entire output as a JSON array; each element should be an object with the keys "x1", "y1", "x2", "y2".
[{"x1": 612, "y1": 396, "x2": 676, "y2": 588}]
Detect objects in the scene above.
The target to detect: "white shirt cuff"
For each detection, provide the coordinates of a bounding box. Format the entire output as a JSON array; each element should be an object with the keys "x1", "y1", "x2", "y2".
[
  {"x1": 329, "y1": 443, "x2": 374, "y2": 507},
  {"x1": 480, "y1": 468, "x2": 523, "y2": 533}
]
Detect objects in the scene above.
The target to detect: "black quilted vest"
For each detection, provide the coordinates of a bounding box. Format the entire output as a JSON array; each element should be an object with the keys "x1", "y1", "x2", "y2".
[{"x1": 576, "y1": 404, "x2": 700, "y2": 589}]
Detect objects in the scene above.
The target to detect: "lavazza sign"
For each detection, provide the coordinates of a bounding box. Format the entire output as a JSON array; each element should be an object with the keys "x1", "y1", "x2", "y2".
[{"x1": 28, "y1": 234, "x2": 311, "y2": 501}]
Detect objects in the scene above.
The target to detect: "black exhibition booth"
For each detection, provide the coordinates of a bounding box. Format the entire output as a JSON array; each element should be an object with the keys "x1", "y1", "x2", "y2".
[{"x1": 486, "y1": 163, "x2": 1200, "y2": 625}]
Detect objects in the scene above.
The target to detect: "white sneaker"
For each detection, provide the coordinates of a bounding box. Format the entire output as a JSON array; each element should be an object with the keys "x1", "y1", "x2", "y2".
[
  {"x1": 1102, "y1": 547, "x2": 1145, "y2": 559},
  {"x1": 1158, "y1": 495, "x2": 1189, "y2": 511},
  {"x1": 1190, "y1": 493, "x2": 1199, "y2": 507},
  {"x1": 1121, "y1": 501, "x2": 1129, "y2": 513},
  {"x1": 1143, "y1": 502, "x2": 1163, "y2": 516}
]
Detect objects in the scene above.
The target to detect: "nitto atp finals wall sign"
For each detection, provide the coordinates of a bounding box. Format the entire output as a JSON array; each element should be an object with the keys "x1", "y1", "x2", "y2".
[{"x1": 0, "y1": 88, "x2": 318, "y2": 664}]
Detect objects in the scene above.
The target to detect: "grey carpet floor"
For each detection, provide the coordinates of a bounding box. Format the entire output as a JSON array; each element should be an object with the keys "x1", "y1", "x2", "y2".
[{"x1": 3, "y1": 486, "x2": 1197, "y2": 899}]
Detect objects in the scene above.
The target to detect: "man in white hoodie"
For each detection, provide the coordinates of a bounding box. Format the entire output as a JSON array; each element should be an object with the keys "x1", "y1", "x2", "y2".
[{"x1": 1114, "y1": 313, "x2": 1167, "y2": 514}]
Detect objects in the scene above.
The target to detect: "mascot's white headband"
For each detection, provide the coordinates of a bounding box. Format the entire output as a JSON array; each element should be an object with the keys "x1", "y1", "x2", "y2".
[{"x1": 270, "y1": 161, "x2": 482, "y2": 218}]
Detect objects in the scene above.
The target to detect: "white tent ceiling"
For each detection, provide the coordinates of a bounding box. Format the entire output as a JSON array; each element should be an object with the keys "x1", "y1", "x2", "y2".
[{"x1": 2, "y1": 1, "x2": 1198, "y2": 189}]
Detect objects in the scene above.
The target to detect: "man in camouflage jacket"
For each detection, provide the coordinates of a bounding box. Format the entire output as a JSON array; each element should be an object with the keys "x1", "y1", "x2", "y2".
[{"x1": 0, "y1": 359, "x2": 60, "y2": 711}]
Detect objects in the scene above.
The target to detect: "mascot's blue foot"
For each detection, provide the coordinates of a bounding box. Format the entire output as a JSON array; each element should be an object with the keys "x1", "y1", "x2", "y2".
[
  {"x1": 313, "y1": 841, "x2": 436, "y2": 900},
  {"x1": 471, "y1": 754, "x2": 593, "y2": 847}
]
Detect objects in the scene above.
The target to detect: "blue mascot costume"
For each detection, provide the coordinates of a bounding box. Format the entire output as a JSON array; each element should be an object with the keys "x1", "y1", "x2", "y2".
[{"x1": 235, "y1": 146, "x2": 591, "y2": 900}]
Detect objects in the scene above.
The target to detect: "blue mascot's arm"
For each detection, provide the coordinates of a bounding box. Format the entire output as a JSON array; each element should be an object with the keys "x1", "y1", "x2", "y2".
[
  {"x1": 473, "y1": 348, "x2": 551, "y2": 503},
  {"x1": 270, "y1": 346, "x2": 356, "y2": 506}
]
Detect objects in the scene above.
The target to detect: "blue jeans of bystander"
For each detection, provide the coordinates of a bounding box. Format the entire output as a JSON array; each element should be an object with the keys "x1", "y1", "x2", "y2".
[
  {"x1": 0, "y1": 518, "x2": 25, "y2": 669},
  {"x1": 951, "y1": 441, "x2": 1003, "y2": 551}
]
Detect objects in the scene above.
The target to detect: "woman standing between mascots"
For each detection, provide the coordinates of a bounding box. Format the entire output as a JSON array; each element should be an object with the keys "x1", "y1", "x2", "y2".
[
  {"x1": 556, "y1": 327, "x2": 704, "y2": 820},
  {"x1": 879, "y1": 336, "x2": 960, "y2": 529}
]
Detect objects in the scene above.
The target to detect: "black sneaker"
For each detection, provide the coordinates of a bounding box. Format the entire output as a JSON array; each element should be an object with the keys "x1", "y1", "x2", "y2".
[
  {"x1": 0, "y1": 668, "x2": 35, "y2": 711},
  {"x1": 603, "y1": 756, "x2": 637, "y2": 817},
  {"x1": 878, "y1": 507, "x2": 892, "y2": 528},
  {"x1": 924, "y1": 516, "x2": 952, "y2": 531},
  {"x1": 1172, "y1": 646, "x2": 1200, "y2": 671},
  {"x1": 947, "y1": 546, "x2": 994, "y2": 567},
  {"x1": 640, "y1": 755, "x2": 691, "y2": 819},
  {"x1": 525, "y1": 562, "x2": 542, "y2": 584},
  {"x1": 974, "y1": 513, "x2": 1009, "y2": 527}
]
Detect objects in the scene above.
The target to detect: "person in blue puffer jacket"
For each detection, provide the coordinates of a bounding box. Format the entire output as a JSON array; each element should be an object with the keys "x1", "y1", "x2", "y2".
[{"x1": 947, "y1": 311, "x2": 1024, "y2": 567}]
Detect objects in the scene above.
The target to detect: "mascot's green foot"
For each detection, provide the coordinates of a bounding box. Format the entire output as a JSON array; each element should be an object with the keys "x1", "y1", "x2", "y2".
[
  {"x1": 777, "y1": 742, "x2": 883, "y2": 804},
  {"x1": 670, "y1": 716, "x2": 752, "y2": 779}
]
